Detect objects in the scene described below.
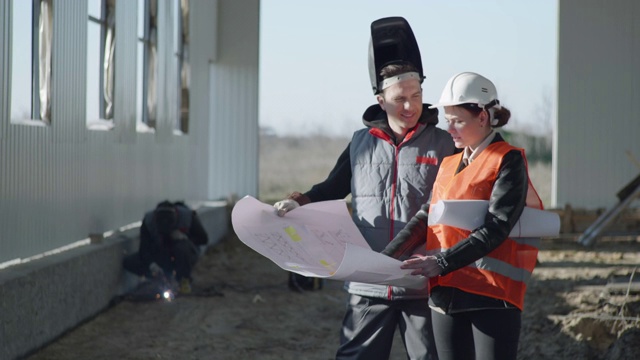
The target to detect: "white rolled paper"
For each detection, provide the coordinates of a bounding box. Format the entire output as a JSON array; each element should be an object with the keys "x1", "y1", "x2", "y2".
[{"x1": 428, "y1": 200, "x2": 560, "y2": 238}]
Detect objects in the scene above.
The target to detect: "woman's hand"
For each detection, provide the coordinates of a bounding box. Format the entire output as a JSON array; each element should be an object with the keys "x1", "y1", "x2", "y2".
[{"x1": 401, "y1": 255, "x2": 443, "y2": 277}]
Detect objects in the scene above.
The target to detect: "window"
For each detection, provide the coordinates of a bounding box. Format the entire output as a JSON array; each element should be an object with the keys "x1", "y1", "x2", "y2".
[
  {"x1": 10, "y1": 0, "x2": 53, "y2": 125},
  {"x1": 174, "y1": 0, "x2": 189, "y2": 133},
  {"x1": 87, "y1": 0, "x2": 116, "y2": 130},
  {"x1": 136, "y1": 0, "x2": 157, "y2": 131}
]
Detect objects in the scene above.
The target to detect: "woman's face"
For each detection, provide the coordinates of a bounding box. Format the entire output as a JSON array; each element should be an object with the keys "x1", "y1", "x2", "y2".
[{"x1": 444, "y1": 105, "x2": 490, "y2": 149}]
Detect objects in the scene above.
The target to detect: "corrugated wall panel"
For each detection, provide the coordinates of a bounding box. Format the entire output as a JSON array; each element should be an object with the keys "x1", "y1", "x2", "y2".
[
  {"x1": 185, "y1": 0, "x2": 216, "y2": 201},
  {"x1": 114, "y1": 0, "x2": 138, "y2": 144},
  {"x1": 208, "y1": 0, "x2": 260, "y2": 200},
  {"x1": 0, "y1": 0, "x2": 260, "y2": 264},
  {"x1": 154, "y1": 0, "x2": 174, "y2": 144},
  {"x1": 52, "y1": 0, "x2": 86, "y2": 143},
  {"x1": 46, "y1": 1, "x2": 92, "y2": 253},
  {"x1": 555, "y1": 0, "x2": 640, "y2": 209},
  {"x1": 0, "y1": 1, "x2": 8, "y2": 139}
]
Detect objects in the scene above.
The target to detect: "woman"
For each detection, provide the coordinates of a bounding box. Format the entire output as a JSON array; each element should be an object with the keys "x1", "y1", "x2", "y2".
[{"x1": 400, "y1": 72, "x2": 543, "y2": 360}]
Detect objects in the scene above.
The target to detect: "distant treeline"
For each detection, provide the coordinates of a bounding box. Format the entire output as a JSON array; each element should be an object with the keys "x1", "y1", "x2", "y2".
[
  {"x1": 261, "y1": 127, "x2": 553, "y2": 164},
  {"x1": 259, "y1": 129, "x2": 552, "y2": 202},
  {"x1": 501, "y1": 130, "x2": 552, "y2": 164}
]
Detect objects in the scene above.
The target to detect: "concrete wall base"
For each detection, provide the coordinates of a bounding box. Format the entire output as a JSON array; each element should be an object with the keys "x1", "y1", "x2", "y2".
[{"x1": 0, "y1": 203, "x2": 229, "y2": 360}]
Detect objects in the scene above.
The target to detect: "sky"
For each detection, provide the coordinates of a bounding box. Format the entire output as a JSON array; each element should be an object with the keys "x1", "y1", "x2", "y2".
[{"x1": 259, "y1": 0, "x2": 558, "y2": 137}]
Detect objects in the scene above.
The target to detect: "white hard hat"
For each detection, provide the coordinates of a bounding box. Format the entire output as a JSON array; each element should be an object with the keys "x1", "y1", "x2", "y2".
[{"x1": 429, "y1": 72, "x2": 501, "y2": 110}]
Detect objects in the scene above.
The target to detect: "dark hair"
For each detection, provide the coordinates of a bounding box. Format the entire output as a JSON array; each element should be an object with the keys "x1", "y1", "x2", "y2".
[
  {"x1": 154, "y1": 206, "x2": 178, "y2": 235},
  {"x1": 458, "y1": 103, "x2": 511, "y2": 128},
  {"x1": 153, "y1": 200, "x2": 184, "y2": 235},
  {"x1": 379, "y1": 62, "x2": 419, "y2": 79},
  {"x1": 155, "y1": 199, "x2": 186, "y2": 208}
]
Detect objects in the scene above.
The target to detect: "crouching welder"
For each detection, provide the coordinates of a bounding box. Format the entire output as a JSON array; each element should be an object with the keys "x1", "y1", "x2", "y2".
[{"x1": 123, "y1": 200, "x2": 208, "y2": 294}]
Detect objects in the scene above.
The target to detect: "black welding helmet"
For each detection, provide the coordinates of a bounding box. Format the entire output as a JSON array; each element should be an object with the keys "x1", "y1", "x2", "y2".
[{"x1": 368, "y1": 16, "x2": 424, "y2": 95}]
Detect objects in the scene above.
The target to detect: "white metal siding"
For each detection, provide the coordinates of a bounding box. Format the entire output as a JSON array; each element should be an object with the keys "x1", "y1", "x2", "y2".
[
  {"x1": 0, "y1": 0, "x2": 260, "y2": 264},
  {"x1": 185, "y1": 0, "x2": 217, "y2": 201},
  {"x1": 52, "y1": 0, "x2": 87, "y2": 143},
  {"x1": 208, "y1": 0, "x2": 260, "y2": 200},
  {"x1": 0, "y1": 2, "x2": 7, "y2": 141},
  {"x1": 555, "y1": 0, "x2": 640, "y2": 209},
  {"x1": 113, "y1": 0, "x2": 138, "y2": 144}
]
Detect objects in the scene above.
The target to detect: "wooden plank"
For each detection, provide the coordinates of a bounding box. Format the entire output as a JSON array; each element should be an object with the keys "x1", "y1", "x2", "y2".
[
  {"x1": 548, "y1": 313, "x2": 640, "y2": 322},
  {"x1": 574, "y1": 283, "x2": 640, "y2": 294}
]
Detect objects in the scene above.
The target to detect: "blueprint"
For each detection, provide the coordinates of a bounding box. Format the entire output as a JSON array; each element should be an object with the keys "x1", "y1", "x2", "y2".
[
  {"x1": 428, "y1": 200, "x2": 561, "y2": 238},
  {"x1": 231, "y1": 196, "x2": 427, "y2": 289}
]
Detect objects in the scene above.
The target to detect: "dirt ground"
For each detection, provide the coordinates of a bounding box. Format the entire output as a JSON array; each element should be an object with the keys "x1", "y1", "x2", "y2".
[{"x1": 27, "y1": 232, "x2": 640, "y2": 360}]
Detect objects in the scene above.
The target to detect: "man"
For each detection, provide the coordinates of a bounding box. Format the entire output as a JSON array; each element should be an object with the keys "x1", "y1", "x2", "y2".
[
  {"x1": 274, "y1": 17, "x2": 456, "y2": 360},
  {"x1": 123, "y1": 200, "x2": 209, "y2": 294}
]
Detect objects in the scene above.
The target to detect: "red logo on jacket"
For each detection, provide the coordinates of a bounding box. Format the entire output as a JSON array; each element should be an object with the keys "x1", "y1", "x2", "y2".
[{"x1": 416, "y1": 156, "x2": 438, "y2": 165}]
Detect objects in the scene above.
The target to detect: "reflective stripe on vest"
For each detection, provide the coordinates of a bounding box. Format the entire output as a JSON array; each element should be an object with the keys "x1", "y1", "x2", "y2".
[{"x1": 427, "y1": 141, "x2": 543, "y2": 310}]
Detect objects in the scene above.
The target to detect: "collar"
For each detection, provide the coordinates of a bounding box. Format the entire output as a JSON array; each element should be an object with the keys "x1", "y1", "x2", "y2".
[{"x1": 463, "y1": 130, "x2": 496, "y2": 165}]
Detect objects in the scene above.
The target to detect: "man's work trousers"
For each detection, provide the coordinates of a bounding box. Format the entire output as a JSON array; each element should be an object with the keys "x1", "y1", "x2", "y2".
[
  {"x1": 123, "y1": 240, "x2": 199, "y2": 281},
  {"x1": 336, "y1": 294, "x2": 438, "y2": 360}
]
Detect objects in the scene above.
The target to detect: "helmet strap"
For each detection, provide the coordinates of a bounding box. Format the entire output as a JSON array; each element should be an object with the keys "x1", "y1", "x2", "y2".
[
  {"x1": 379, "y1": 72, "x2": 423, "y2": 91},
  {"x1": 482, "y1": 100, "x2": 500, "y2": 126},
  {"x1": 482, "y1": 99, "x2": 500, "y2": 110}
]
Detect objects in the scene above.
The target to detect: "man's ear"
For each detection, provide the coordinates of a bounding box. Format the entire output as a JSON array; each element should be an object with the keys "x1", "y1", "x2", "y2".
[{"x1": 376, "y1": 94, "x2": 385, "y2": 110}]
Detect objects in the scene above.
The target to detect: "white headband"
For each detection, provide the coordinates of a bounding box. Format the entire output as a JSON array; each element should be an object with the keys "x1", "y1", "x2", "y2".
[{"x1": 379, "y1": 72, "x2": 421, "y2": 91}]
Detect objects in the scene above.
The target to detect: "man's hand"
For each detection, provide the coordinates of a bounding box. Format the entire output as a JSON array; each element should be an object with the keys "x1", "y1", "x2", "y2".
[{"x1": 274, "y1": 199, "x2": 300, "y2": 217}]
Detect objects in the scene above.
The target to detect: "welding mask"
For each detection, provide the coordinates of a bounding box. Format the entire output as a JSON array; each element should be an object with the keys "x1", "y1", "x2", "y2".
[{"x1": 368, "y1": 16, "x2": 424, "y2": 95}]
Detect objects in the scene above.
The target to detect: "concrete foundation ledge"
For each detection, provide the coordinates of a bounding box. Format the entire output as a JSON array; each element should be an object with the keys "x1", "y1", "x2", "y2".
[{"x1": 0, "y1": 201, "x2": 229, "y2": 360}]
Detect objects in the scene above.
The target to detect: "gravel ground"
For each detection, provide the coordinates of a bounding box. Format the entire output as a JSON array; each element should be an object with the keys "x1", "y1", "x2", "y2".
[{"x1": 27, "y1": 233, "x2": 640, "y2": 360}]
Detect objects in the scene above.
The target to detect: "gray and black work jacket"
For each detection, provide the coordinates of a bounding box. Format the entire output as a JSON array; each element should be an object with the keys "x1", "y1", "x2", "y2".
[{"x1": 305, "y1": 104, "x2": 456, "y2": 300}]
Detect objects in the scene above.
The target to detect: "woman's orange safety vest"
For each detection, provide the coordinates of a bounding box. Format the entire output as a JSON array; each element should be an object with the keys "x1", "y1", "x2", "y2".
[{"x1": 427, "y1": 141, "x2": 543, "y2": 310}]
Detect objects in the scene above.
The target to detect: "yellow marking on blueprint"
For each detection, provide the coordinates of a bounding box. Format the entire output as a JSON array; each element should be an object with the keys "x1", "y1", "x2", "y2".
[
  {"x1": 320, "y1": 259, "x2": 337, "y2": 275},
  {"x1": 284, "y1": 226, "x2": 302, "y2": 242}
]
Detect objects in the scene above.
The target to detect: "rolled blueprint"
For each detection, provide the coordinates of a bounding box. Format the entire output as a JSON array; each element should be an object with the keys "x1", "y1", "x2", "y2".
[{"x1": 428, "y1": 200, "x2": 560, "y2": 238}]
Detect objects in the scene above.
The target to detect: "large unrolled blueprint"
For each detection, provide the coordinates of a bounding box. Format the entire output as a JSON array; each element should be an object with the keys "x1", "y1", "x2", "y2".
[
  {"x1": 231, "y1": 196, "x2": 427, "y2": 289},
  {"x1": 428, "y1": 200, "x2": 560, "y2": 237}
]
